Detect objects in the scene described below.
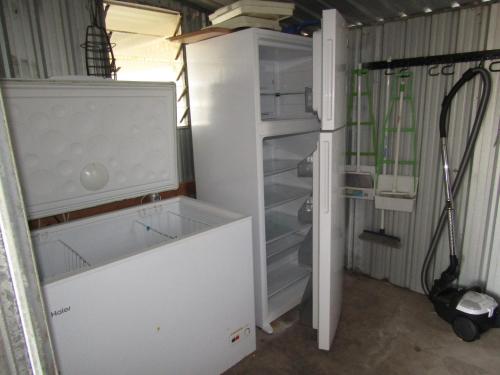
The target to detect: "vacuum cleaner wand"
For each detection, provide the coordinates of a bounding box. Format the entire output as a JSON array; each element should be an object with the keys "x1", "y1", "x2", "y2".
[
  {"x1": 431, "y1": 136, "x2": 460, "y2": 297},
  {"x1": 421, "y1": 67, "x2": 491, "y2": 296}
]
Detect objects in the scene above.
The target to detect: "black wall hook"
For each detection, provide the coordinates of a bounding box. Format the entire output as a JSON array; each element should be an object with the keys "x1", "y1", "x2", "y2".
[
  {"x1": 441, "y1": 64, "x2": 455, "y2": 76},
  {"x1": 490, "y1": 61, "x2": 500, "y2": 72},
  {"x1": 428, "y1": 65, "x2": 440, "y2": 76}
]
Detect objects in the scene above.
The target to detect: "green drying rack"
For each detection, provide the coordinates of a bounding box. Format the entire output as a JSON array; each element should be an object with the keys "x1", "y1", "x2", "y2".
[
  {"x1": 375, "y1": 71, "x2": 418, "y2": 212},
  {"x1": 345, "y1": 66, "x2": 378, "y2": 200}
]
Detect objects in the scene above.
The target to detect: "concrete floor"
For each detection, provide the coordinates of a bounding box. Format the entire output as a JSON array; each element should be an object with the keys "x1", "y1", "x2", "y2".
[{"x1": 226, "y1": 272, "x2": 500, "y2": 375}]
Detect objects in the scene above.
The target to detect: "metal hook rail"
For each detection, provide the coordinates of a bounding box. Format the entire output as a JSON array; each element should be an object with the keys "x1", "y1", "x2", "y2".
[{"x1": 362, "y1": 49, "x2": 500, "y2": 71}]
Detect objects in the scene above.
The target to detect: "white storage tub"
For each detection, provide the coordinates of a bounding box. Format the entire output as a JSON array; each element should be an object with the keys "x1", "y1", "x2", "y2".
[{"x1": 32, "y1": 196, "x2": 255, "y2": 375}]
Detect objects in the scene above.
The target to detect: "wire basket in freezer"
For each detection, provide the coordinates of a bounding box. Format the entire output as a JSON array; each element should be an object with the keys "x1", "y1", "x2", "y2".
[{"x1": 35, "y1": 240, "x2": 91, "y2": 282}]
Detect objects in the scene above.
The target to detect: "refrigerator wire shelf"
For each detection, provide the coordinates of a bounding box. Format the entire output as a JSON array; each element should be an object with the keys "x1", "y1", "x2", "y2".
[
  {"x1": 266, "y1": 232, "x2": 305, "y2": 259},
  {"x1": 264, "y1": 183, "x2": 311, "y2": 209},
  {"x1": 265, "y1": 211, "x2": 310, "y2": 244},
  {"x1": 263, "y1": 158, "x2": 300, "y2": 176}
]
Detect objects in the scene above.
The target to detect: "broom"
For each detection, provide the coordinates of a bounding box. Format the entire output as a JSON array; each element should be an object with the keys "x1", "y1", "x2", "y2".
[{"x1": 359, "y1": 67, "x2": 401, "y2": 249}]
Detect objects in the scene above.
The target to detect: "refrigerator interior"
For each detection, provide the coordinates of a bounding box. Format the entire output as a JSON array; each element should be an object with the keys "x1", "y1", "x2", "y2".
[
  {"x1": 262, "y1": 132, "x2": 318, "y2": 322},
  {"x1": 259, "y1": 43, "x2": 314, "y2": 121},
  {"x1": 32, "y1": 197, "x2": 227, "y2": 283},
  {"x1": 187, "y1": 29, "x2": 319, "y2": 333}
]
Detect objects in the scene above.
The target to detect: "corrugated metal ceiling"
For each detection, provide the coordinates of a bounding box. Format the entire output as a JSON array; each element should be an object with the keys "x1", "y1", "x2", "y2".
[{"x1": 183, "y1": 0, "x2": 498, "y2": 25}]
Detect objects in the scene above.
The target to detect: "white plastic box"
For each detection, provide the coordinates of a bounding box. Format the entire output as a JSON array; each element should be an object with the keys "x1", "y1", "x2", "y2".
[{"x1": 209, "y1": 0, "x2": 294, "y2": 24}]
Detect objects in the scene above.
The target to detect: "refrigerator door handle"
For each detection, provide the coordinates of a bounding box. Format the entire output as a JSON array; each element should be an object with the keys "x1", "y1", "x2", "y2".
[
  {"x1": 324, "y1": 39, "x2": 334, "y2": 122},
  {"x1": 312, "y1": 30, "x2": 322, "y2": 118},
  {"x1": 320, "y1": 139, "x2": 331, "y2": 214}
]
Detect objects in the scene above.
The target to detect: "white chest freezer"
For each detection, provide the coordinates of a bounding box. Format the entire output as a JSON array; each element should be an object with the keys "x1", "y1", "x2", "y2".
[{"x1": 2, "y1": 79, "x2": 256, "y2": 375}]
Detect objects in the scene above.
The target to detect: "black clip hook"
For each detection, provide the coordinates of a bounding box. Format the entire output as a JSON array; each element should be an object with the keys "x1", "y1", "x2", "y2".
[
  {"x1": 384, "y1": 67, "x2": 395, "y2": 75},
  {"x1": 399, "y1": 67, "x2": 411, "y2": 78},
  {"x1": 489, "y1": 60, "x2": 500, "y2": 72},
  {"x1": 441, "y1": 63, "x2": 455, "y2": 76},
  {"x1": 428, "y1": 65, "x2": 440, "y2": 76}
]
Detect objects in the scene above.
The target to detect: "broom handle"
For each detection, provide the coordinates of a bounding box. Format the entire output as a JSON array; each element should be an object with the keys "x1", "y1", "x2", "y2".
[
  {"x1": 380, "y1": 69, "x2": 391, "y2": 231},
  {"x1": 356, "y1": 63, "x2": 362, "y2": 171},
  {"x1": 392, "y1": 79, "x2": 405, "y2": 192}
]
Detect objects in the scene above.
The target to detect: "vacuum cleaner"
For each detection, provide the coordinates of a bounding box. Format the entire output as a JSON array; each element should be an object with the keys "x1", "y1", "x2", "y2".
[{"x1": 421, "y1": 66, "x2": 500, "y2": 342}]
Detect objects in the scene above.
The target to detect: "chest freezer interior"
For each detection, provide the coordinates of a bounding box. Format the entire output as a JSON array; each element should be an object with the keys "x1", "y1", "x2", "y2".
[
  {"x1": 259, "y1": 43, "x2": 313, "y2": 121},
  {"x1": 32, "y1": 197, "x2": 241, "y2": 283}
]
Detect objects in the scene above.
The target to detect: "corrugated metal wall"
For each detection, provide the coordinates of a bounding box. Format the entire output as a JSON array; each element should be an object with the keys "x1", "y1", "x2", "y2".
[
  {"x1": 0, "y1": 0, "x2": 88, "y2": 78},
  {"x1": 347, "y1": 3, "x2": 500, "y2": 296}
]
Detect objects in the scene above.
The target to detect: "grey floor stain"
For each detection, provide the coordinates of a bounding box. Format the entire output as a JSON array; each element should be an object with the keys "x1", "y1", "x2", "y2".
[{"x1": 225, "y1": 272, "x2": 500, "y2": 375}]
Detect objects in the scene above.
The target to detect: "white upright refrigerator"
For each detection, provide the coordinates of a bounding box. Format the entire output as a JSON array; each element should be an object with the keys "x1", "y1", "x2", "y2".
[{"x1": 188, "y1": 9, "x2": 346, "y2": 350}]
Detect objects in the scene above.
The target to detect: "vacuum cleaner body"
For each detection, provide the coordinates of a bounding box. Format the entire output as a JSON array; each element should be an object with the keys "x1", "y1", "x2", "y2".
[{"x1": 432, "y1": 288, "x2": 499, "y2": 342}]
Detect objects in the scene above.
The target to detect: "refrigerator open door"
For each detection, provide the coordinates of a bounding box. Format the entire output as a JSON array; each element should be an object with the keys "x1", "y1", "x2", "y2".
[
  {"x1": 314, "y1": 8, "x2": 347, "y2": 351},
  {"x1": 316, "y1": 130, "x2": 346, "y2": 350},
  {"x1": 312, "y1": 147, "x2": 320, "y2": 331}
]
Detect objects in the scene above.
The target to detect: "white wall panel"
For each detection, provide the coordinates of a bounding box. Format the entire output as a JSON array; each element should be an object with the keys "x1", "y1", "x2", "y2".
[{"x1": 347, "y1": 4, "x2": 500, "y2": 296}]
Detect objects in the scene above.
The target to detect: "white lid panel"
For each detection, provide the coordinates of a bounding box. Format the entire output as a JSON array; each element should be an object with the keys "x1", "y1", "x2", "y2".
[{"x1": 2, "y1": 79, "x2": 178, "y2": 219}]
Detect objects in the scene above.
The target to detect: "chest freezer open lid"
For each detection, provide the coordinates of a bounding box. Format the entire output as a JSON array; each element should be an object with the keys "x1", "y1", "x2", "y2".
[{"x1": 2, "y1": 79, "x2": 178, "y2": 219}]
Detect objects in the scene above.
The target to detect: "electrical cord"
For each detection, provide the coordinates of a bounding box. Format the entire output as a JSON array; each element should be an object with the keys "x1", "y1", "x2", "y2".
[{"x1": 421, "y1": 67, "x2": 492, "y2": 297}]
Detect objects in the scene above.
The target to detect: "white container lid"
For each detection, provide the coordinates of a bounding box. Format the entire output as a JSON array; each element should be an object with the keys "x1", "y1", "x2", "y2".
[
  {"x1": 209, "y1": 0, "x2": 294, "y2": 24},
  {"x1": 2, "y1": 79, "x2": 178, "y2": 219},
  {"x1": 456, "y1": 291, "x2": 498, "y2": 318}
]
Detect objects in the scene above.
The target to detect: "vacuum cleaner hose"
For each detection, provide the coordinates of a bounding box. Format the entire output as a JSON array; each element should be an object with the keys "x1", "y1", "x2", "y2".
[{"x1": 421, "y1": 67, "x2": 491, "y2": 297}]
